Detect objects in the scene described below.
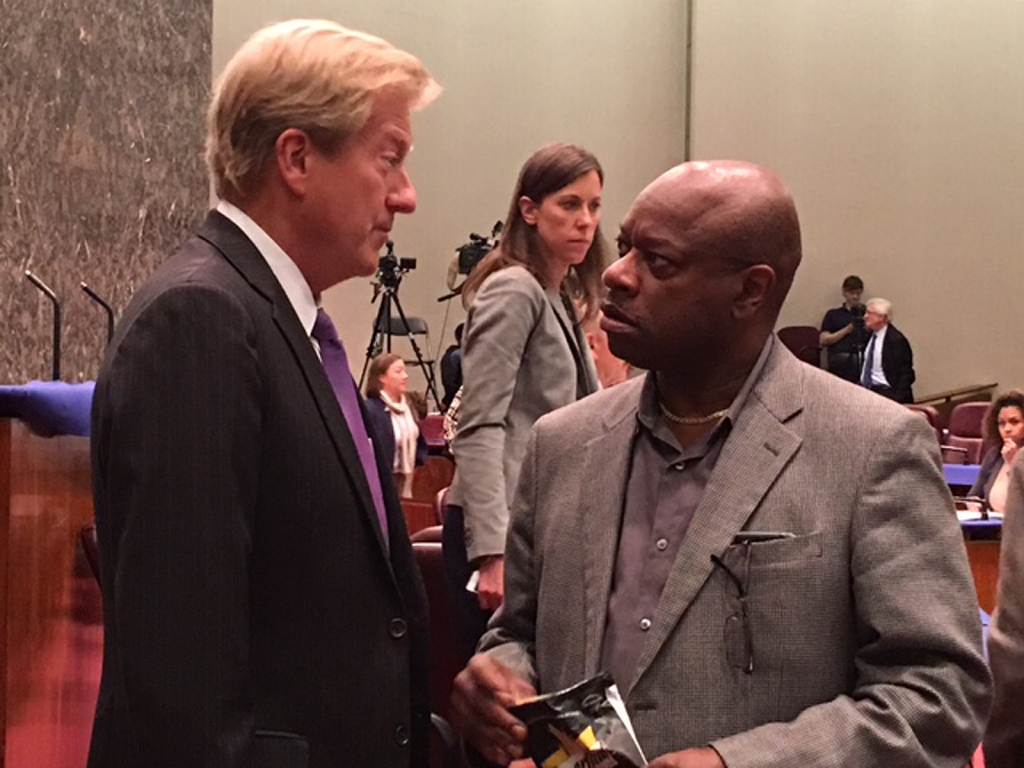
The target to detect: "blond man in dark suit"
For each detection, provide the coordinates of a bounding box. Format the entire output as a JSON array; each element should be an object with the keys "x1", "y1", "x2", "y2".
[{"x1": 89, "y1": 21, "x2": 439, "y2": 768}]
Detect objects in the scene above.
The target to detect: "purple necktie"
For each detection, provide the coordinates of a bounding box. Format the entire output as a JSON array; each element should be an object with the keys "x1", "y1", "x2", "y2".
[{"x1": 312, "y1": 309, "x2": 389, "y2": 548}]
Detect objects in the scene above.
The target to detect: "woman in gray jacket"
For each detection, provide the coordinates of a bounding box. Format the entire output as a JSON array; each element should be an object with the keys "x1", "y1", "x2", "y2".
[{"x1": 443, "y1": 143, "x2": 607, "y2": 654}]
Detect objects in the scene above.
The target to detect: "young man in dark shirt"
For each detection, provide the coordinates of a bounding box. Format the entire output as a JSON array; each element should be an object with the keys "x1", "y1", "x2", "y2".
[{"x1": 819, "y1": 274, "x2": 868, "y2": 382}]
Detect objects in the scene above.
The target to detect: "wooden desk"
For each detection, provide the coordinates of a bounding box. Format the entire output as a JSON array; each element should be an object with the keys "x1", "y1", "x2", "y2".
[
  {"x1": 0, "y1": 419, "x2": 100, "y2": 767},
  {"x1": 962, "y1": 517, "x2": 1001, "y2": 614}
]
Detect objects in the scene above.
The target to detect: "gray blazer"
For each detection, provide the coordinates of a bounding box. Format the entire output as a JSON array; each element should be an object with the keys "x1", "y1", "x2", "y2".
[
  {"x1": 449, "y1": 265, "x2": 597, "y2": 562},
  {"x1": 985, "y1": 451, "x2": 1024, "y2": 766},
  {"x1": 482, "y1": 338, "x2": 990, "y2": 766}
]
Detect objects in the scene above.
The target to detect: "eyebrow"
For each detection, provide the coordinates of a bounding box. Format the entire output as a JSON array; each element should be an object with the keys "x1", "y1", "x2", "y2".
[{"x1": 382, "y1": 127, "x2": 412, "y2": 154}]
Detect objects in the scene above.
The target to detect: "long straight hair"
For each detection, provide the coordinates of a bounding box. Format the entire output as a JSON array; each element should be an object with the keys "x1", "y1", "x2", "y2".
[{"x1": 461, "y1": 143, "x2": 608, "y2": 321}]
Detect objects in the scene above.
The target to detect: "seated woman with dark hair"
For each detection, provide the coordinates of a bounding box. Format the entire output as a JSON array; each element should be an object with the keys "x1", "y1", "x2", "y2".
[
  {"x1": 364, "y1": 353, "x2": 427, "y2": 499},
  {"x1": 969, "y1": 389, "x2": 1024, "y2": 512}
]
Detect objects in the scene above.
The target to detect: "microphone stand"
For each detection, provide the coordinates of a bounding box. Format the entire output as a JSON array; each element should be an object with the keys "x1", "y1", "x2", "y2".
[
  {"x1": 80, "y1": 282, "x2": 115, "y2": 344},
  {"x1": 25, "y1": 271, "x2": 61, "y2": 380}
]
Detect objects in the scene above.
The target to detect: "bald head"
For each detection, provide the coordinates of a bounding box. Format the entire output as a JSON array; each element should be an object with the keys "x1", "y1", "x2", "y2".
[
  {"x1": 602, "y1": 160, "x2": 802, "y2": 376},
  {"x1": 636, "y1": 160, "x2": 802, "y2": 314}
]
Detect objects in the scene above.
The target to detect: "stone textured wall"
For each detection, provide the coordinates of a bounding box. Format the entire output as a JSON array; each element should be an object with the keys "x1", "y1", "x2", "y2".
[{"x1": 1, "y1": 0, "x2": 211, "y2": 382}]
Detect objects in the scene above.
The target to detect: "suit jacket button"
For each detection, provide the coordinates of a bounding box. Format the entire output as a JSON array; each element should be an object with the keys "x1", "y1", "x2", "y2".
[
  {"x1": 389, "y1": 617, "x2": 408, "y2": 638},
  {"x1": 394, "y1": 725, "x2": 410, "y2": 746}
]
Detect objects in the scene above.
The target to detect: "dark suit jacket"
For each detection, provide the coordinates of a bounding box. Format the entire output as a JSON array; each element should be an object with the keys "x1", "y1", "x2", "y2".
[
  {"x1": 879, "y1": 323, "x2": 915, "y2": 403},
  {"x1": 969, "y1": 446, "x2": 1004, "y2": 506},
  {"x1": 88, "y1": 212, "x2": 430, "y2": 768},
  {"x1": 364, "y1": 394, "x2": 428, "y2": 472}
]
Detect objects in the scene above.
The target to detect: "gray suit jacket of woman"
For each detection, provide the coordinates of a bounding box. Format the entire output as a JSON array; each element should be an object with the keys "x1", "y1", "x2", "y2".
[{"x1": 449, "y1": 265, "x2": 598, "y2": 563}]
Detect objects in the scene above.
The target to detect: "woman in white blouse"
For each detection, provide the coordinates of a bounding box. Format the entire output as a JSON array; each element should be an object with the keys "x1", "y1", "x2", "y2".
[
  {"x1": 969, "y1": 389, "x2": 1024, "y2": 512},
  {"x1": 364, "y1": 353, "x2": 426, "y2": 499}
]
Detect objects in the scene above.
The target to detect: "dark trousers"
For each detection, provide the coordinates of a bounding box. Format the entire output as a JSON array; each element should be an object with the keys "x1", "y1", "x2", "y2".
[
  {"x1": 870, "y1": 383, "x2": 899, "y2": 401},
  {"x1": 441, "y1": 506, "x2": 493, "y2": 660},
  {"x1": 827, "y1": 351, "x2": 861, "y2": 383}
]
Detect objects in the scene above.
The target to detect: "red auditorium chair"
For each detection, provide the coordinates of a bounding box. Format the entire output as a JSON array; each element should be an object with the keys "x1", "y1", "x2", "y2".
[
  {"x1": 905, "y1": 404, "x2": 943, "y2": 444},
  {"x1": 419, "y1": 413, "x2": 448, "y2": 455},
  {"x1": 433, "y1": 486, "x2": 449, "y2": 527},
  {"x1": 776, "y1": 325, "x2": 822, "y2": 368},
  {"x1": 945, "y1": 402, "x2": 989, "y2": 464},
  {"x1": 411, "y1": 528, "x2": 466, "y2": 768}
]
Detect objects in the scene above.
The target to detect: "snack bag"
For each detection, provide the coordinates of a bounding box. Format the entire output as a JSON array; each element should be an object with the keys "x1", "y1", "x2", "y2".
[{"x1": 509, "y1": 673, "x2": 647, "y2": 768}]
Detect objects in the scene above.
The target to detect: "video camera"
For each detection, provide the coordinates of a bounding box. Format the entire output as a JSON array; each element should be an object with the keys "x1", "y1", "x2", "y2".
[
  {"x1": 376, "y1": 240, "x2": 416, "y2": 291},
  {"x1": 850, "y1": 303, "x2": 866, "y2": 329},
  {"x1": 456, "y1": 221, "x2": 503, "y2": 275}
]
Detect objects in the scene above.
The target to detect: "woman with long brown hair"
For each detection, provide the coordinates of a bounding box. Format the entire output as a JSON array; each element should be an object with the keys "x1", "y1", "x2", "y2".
[{"x1": 443, "y1": 143, "x2": 608, "y2": 653}]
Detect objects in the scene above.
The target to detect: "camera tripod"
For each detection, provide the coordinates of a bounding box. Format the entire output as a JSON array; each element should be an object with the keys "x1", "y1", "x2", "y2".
[{"x1": 359, "y1": 284, "x2": 442, "y2": 412}]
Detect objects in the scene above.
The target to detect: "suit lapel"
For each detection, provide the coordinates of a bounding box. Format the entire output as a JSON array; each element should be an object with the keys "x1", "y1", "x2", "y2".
[
  {"x1": 198, "y1": 212, "x2": 393, "y2": 562},
  {"x1": 581, "y1": 395, "x2": 639, "y2": 675},
  {"x1": 271, "y1": 304, "x2": 391, "y2": 557},
  {"x1": 629, "y1": 344, "x2": 805, "y2": 691},
  {"x1": 546, "y1": 293, "x2": 599, "y2": 397}
]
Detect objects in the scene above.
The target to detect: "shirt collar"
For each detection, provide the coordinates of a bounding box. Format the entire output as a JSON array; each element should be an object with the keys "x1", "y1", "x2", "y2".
[
  {"x1": 216, "y1": 200, "x2": 319, "y2": 337},
  {"x1": 637, "y1": 334, "x2": 775, "y2": 441},
  {"x1": 873, "y1": 323, "x2": 889, "y2": 346}
]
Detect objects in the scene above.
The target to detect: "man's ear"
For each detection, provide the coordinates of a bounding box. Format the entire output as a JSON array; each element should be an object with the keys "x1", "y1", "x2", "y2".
[
  {"x1": 733, "y1": 264, "x2": 777, "y2": 318},
  {"x1": 518, "y1": 195, "x2": 539, "y2": 225},
  {"x1": 274, "y1": 128, "x2": 312, "y2": 197}
]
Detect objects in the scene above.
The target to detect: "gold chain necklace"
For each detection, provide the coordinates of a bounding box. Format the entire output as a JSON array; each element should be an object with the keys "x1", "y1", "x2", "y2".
[{"x1": 659, "y1": 402, "x2": 729, "y2": 426}]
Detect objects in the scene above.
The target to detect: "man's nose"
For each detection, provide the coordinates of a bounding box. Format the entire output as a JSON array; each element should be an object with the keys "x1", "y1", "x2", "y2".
[
  {"x1": 388, "y1": 170, "x2": 417, "y2": 213},
  {"x1": 603, "y1": 252, "x2": 636, "y2": 292}
]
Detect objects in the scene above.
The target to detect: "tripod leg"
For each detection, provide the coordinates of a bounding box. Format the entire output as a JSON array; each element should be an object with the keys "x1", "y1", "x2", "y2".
[
  {"x1": 389, "y1": 293, "x2": 442, "y2": 411},
  {"x1": 360, "y1": 293, "x2": 392, "y2": 389}
]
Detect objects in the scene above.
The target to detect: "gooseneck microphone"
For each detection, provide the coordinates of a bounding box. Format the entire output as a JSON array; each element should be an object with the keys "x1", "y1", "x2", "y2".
[
  {"x1": 24, "y1": 270, "x2": 62, "y2": 380},
  {"x1": 81, "y1": 282, "x2": 115, "y2": 345}
]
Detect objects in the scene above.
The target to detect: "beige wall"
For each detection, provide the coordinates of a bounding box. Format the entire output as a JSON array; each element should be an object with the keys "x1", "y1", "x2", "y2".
[
  {"x1": 691, "y1": 1, "x2": 1024, "y2": 397},
  {"x1": 213, "y1": 0, "x2": 688, "y2": 403},
  {"x1": 213, "y1": 2, "x2": 1024, "y2": 401}
]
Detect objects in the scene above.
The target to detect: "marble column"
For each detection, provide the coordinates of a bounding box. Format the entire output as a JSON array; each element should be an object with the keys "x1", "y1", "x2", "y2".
[{"x1": 1, "y1": 0, "x2": 212, "y2": 382}]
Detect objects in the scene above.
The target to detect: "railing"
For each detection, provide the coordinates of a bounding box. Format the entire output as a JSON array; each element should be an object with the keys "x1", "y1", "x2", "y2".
[
  {"x1": 915, "y1": 383, "x2": 997, "y2": 431},
  {"x1": 915, "y1": 382, "x2": 998, "y2": 407}
]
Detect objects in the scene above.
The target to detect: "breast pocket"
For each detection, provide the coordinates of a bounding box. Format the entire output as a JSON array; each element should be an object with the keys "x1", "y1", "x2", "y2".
[
  {"x1": 715, "y1": 532, "x2": 826, "y2": 668},
  {"x1": 717, "y1": 531, "x2": 848, "y2": 724}
]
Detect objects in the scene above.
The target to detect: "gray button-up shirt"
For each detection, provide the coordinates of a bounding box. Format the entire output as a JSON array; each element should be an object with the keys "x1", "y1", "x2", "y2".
[{"x1": 600, "y1": 337, "x2": 773, "y2": 690}]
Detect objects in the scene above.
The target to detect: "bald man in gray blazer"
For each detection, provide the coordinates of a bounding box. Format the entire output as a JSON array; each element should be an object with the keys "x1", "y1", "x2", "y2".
[
  {"x1": 985, "y1": 451, "x2": 1024, "y2": 766},
  {"x1": 453, "y1": 161, "x2": 990, "y2": 767}
]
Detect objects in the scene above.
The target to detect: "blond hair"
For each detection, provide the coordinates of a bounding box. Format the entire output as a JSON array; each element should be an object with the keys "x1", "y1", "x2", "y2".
[{"x1": 206, "y1": 19, "x2": 440, "y2": 200}]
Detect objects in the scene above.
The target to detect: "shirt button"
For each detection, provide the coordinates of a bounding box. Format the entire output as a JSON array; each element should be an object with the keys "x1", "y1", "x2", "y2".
[
  {"x1": 639, "y1": 618, "x2": 652, "y2": 631},
  {"x1": 656, "y1": 538, "x2": 668, "y2": 551},
  {"x1": 673, "y1": 462, "x2": 685, "y2": 471},
  {"x1": 389, "y1": 618, "x2": 407, "y2": 639},
  {"x1": 394, "y1": 725, "x2": 410, "y2": 746}
]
